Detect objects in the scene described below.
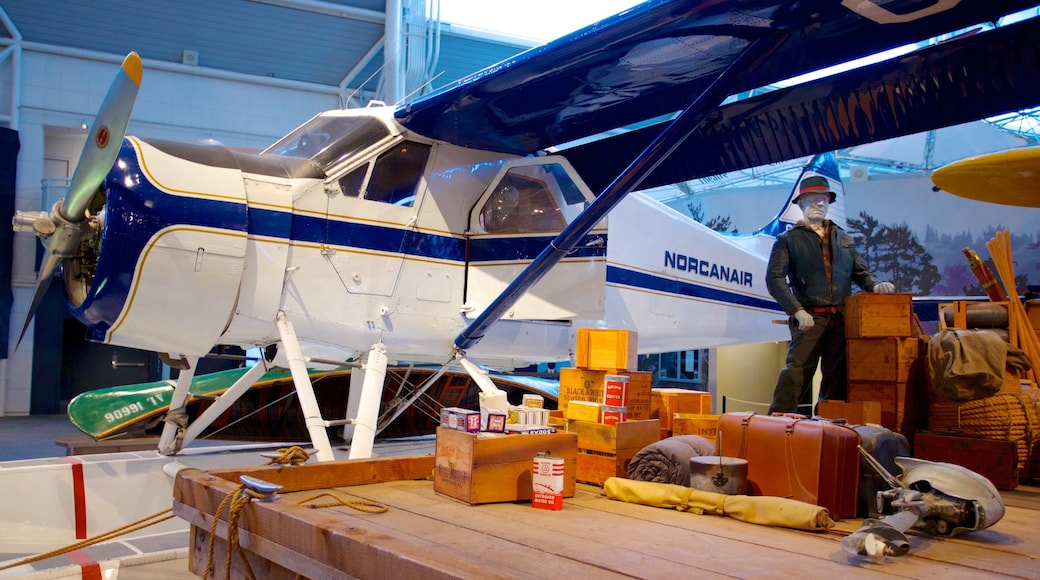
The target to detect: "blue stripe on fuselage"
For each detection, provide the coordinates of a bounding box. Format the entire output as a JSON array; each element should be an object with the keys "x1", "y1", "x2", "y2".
[{"x1": 606, "y1": 265, "x2": 782, "y2": 312}]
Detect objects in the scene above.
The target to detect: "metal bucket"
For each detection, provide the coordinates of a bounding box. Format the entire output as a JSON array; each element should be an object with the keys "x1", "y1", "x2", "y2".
[{"x1": 690, "y1": 456, "x2": 748, "y2": 495}]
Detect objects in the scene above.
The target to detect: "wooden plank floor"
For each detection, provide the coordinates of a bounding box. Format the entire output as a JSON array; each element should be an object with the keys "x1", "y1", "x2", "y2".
[{"x1": 175, "y1": 462, "x2": 1040, "y2": 579}]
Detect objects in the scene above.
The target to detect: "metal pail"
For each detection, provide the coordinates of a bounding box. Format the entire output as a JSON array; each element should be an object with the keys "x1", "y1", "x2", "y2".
[{"x1": 690, "y1": 456, "x2": 748, "y2": 495}]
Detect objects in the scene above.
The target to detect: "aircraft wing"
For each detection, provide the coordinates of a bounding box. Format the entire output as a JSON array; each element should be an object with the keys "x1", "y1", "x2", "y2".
[
  {"x1": 396, "y1": 0, "x2": 1040, "y2": 174},
  {"x1": 565, "y1": 14, "x2": 1040, "y2": 193}
]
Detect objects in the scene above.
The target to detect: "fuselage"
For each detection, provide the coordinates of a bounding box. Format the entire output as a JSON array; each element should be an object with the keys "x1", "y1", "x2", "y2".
[{"x1": 67, "y1": 106, "x2": 791, "y2": 368}]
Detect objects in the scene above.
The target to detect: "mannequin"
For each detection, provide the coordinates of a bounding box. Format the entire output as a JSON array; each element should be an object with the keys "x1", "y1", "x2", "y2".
[{"x1": 765, "y1": 175, "x2": 894, "y2": 415}]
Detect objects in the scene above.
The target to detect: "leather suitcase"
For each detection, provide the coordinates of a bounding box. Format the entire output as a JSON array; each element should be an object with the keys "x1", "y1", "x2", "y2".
[
  {"x1": 914, "y1": 431, "x2": 1018, "y2": 490},
  {"x1": 717, "y1": 412, "x2": 861, "y2": 519}
]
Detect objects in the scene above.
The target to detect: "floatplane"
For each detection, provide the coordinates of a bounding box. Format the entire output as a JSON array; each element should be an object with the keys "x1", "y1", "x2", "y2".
[{"x1": 4, "y1": 0, "x2": 1040, "y2": 575}]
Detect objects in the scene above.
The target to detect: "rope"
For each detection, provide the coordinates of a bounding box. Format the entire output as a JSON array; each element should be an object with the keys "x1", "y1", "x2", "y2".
[
  {"x1": 0, "y1": 509, "x2": 175, "y2": 571},
  {"x1": 296, "y1": 491, "x2": 388, "y2": 513},
  {"x1": 203, "y1": 483, "x2": 267, "y2": 580},
  {"x1": 266, "y1": 446, "x2": 311, "y2": 465}
]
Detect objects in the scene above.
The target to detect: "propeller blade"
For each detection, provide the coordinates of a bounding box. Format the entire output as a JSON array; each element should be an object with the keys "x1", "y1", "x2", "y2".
[
  {"x1": 62, "y1": 51, "x2": 142, "y2": 223},
  {"x1": 16, "y1": 252, "x2": 62, "y2": 348}
]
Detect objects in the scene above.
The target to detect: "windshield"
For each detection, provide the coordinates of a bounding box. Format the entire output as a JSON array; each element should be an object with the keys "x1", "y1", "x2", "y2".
[{"x1": 262, "y1": 115, "x2": 391, "y2": 170}]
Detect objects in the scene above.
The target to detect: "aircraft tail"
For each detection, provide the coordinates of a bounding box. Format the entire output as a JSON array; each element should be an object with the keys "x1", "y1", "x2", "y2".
[{"x1": 751, "y1": 152, "x2": 846, "y2": 237}]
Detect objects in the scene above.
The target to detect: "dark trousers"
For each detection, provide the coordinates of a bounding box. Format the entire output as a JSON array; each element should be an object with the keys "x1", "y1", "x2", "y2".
[{"x1": 768, "y1": 311, "x2": 847, "y2": 415}]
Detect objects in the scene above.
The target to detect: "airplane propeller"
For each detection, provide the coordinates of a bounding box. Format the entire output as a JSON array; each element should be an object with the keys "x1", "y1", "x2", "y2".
[{"x1": 15, "y1": 52, "x2": 142, "y2": 347}]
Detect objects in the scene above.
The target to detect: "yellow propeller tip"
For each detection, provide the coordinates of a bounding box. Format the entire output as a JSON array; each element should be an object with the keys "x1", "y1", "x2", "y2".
[{"x1": 122, "y1": 51, "x2": 143, "y2": 87}]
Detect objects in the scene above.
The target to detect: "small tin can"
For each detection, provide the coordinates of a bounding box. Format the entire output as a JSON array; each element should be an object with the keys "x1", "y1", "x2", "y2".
[
  {"x1": 532, "y1": 452, "x2": 565, "y2": 510},
  {"x1": 602, "y1": 374, "x2": 630, "y2": 407}
]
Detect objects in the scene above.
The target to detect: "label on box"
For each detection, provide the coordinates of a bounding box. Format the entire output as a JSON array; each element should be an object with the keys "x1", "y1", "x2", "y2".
[
  {"x1": 504, "y1": 424, "x2": 557, "y2": 434},
  {"x1": 484, "y1": 411, "x2": 507, "y2": 433},
  {"x1": 532, "y1": 452, "x2": 565, "y2": 510},
  {"x1": 601, "y1": 406, "x2": 628, "y2": 426},
  {"x1": 522, "y1": 394, "x2": 545, "y2": 408},
  {"x1": 441, "y1": 407, "x2": 481, "y2": 432},
  {"x1": 603, "y1": 374, "x2": 630, "y2": 407}
]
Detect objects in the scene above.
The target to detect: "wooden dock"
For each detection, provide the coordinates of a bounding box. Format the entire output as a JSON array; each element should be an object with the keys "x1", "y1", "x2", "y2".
[{"x1": 173, "y1": 455, "x2": 1040, "y2": 579}]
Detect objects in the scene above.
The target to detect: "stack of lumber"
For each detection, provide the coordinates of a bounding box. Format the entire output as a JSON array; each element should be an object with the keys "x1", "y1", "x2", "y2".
[{"x1": 986, "y1": 230, "x2": 1040, "y2": 385}]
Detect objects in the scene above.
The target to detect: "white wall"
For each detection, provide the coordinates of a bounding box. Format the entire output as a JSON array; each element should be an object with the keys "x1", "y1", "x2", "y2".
[
  {"x1": 3, "y1": 49, "x2": 340, "y2": 415},
  {"x1": 707, "y1": 341, "x2": 791, "y2": 415}
]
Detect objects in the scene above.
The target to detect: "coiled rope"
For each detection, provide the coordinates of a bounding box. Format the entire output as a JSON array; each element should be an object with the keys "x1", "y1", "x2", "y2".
[
  {"x1": 203, "y1": 483, "x2": 266, "y2": 580},
  {"x1": 266, "y1": 445, "x2": 311, "y2": 465}
]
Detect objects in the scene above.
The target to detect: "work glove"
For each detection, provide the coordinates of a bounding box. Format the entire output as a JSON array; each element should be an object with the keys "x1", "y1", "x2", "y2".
[
  {"x1": 873, "y1": 282, "x2": 895, "y2": 294},
  {"x1": 794, "y1": 309, "x2": 815, "y2": 330}
]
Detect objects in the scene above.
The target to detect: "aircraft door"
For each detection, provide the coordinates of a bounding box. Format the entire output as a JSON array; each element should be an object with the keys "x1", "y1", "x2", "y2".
[
  {"x1": 321, "y1": 140, "x2": 433, "y2": 297},
  {"x1": 465, "y1": 159, "x2": 606, "y2": 321}
]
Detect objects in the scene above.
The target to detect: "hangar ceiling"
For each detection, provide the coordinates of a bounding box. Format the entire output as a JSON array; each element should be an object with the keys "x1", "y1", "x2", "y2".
[{"x1": 0, "y1": 0, "x2": 532, "y2": 104}]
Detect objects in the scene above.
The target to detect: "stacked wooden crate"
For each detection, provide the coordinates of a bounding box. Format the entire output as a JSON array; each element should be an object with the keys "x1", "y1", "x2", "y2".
[
  {"x1": 838, "y1": 293, "x2": 926, "y2": 441},
  {"x1": 559, "y1": 329, "x2": 659, "y2": 485},
  {"x1": 651, "y1": 388, "x2": 713, "y2": 438}
]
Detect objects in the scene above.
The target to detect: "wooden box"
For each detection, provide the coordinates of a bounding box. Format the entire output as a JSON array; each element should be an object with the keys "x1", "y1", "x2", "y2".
[
  {"x1": 845, "y1": 292, "x2": 912, "y2": 338},
  {"x1": 847, "y1": 381, "x2": 922, "y2": 433},
  {"x1": 559, "y1": 368, "x2": 652, "y2": 419},
  {"x1": 815, "y1": 400, "x2": 882, "y2": 426},
  {"x1": 650, "y1": 388, "x2": 712, "y2": 431},
  {"x1": 914, "y1": 432, "x2": 1019, "y2": 490},
  {"x1": 847, "y1": 337, "x2": 921, "y2": 382},
  {"x1": 433, "y1": 427, "x2": 577, "y2": 505},
  {"x1": 576, "y1": 328, "x2": 638, "y2": 371},
  {"x1": 567, "y1": 419, "x2": 660, "y2": 485},
  {"x1": 671, "y1": 413, "x2": 719, "y2": 444}
]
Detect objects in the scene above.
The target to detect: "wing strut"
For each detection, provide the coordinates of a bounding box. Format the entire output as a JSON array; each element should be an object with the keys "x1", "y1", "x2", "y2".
[{"x1": 453, "y1": 32, "x2": 788, "y2": 352}]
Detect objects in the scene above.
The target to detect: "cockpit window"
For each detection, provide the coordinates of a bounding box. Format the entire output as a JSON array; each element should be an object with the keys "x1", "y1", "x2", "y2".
[
  {"x1": 262, "y1": 116, "x2": 390, "y2": 170},
  {"x1": 364, "y1": 142, "x2": 431, "y2": 207},
  {"x1": 479, "y1": 164, "x2": 583, "y2": 233}
]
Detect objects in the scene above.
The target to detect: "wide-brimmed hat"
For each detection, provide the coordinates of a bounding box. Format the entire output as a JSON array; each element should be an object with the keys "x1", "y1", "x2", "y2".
[{"x1": 792, "y1": 175, "x2": 837, "y2": 205}]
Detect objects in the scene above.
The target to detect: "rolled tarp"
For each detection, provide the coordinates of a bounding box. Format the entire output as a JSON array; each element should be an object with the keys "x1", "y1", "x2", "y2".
[{"x1": 603, "y1": 477, "x2": 834, "y2": 531}]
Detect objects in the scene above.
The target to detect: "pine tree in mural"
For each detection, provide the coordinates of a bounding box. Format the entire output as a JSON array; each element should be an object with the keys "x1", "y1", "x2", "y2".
[
  {"x1": 847, "y1": 212, "x2": 940, "y2": 295},
  {"x1": 686, "y1": 201, "x2": 737, "y2": 233}
]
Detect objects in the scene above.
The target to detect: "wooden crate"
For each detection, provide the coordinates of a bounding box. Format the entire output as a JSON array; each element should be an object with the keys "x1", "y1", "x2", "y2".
[
  {"x1": 914, "y1": 432, "x2": 1019, "y2": 490},
  {"x1": 814, "y1": 400, "x2": 882, "y2": 426},
  {"x1": 576, "y1": 328, "x2": 638, "y2": 371},
  {"x1": 433, "y1": 427, "x2": 577, "y2": 505},
  {"x1": 567, "y1": 419, "x2": 660, "y2": 485},
  {"x1": 847, "y1": 337, "x2": 922, "y2": 382},
  {"x1": 559, "y1": 368, "x2": 652, "y2": 419},
  {"x1": 671, "y1": 413, "x2": 719, "y2": 444},
  {"x1": 650, "y1": 388, "x2": 712, "y2": 432},
  {"x1": 845, "y1": 292, "x2": 913, "y2": 338},
  {"x1": 847, "y1": 381, "x2": 923, "y2": 433}
]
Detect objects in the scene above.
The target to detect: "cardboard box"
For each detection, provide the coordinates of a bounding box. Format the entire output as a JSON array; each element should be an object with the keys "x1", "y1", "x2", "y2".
[
  {"x1": 559, "y1": 368, "x2": 652, "y2": 419},
  {"x1": 845, "y1": 293, "x2": 912, "y2": 338},
  {"x1": 566, "y1": 419, "x2": 660, "y2": 485},
  {"x1": 671, "y1": 413, "x2": 719, "y2": 444},
  {"x1": 576, "y1": 328, "x2": 638, "y2": 371},
  {"x1": 650, "y1": 388, "x2": 712, "y2": 431},
  {"x1": 433, "y1": 428, "x2": 577, "y2": 505},
  {"x1": 815, "y1": 400, "x2": 882, "y2": 426},
  {"x1": 847, "y1": 337, "x2": 921, "y2": 382}
]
